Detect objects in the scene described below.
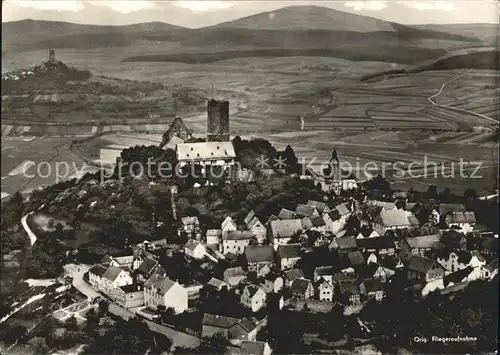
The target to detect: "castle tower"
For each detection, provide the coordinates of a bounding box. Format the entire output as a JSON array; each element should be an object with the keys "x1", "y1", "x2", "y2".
[
  {"x1": 49, "y1": 49, "x2": 55, "y2": 63},
  {"x1": 207, "y1": 99, "x2": 229, "y2": 142}
]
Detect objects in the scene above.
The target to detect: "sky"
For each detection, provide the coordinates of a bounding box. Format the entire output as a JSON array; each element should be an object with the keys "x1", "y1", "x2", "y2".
[{"x1": 2, "y1": 0, "x2": 499, "y2": 27}]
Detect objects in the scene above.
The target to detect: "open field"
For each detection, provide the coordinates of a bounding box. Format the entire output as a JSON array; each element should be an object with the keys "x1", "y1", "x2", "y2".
[{"x1": 1, "y1": 137, "x2": 89, "y2": 197}]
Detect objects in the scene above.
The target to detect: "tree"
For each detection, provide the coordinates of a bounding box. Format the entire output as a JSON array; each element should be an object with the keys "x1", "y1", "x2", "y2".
[
  {"x1": 28, "y1": 336, "x2": 49, "y2": 354},
  {"x1": 464, "y1": 188, "x2": 478, "y2": 201},
  {"x1": 426, "y1": 185, "x2": 438, "y2": 200}
]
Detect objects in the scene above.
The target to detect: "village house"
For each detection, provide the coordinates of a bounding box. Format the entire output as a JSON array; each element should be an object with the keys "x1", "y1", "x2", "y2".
[
  {"x1": 247, "y1": 218, "x2": 267, "y2": 244},
  {"x1": 313, "y1": 266, "x2": 334, "y2": 284},
  {"x1": 335, "y1": 203, "x2": 352, "y2": 222},
  {"x1": 133, "y1": 258, "x2": 161, "y2": 284},
  {"x1": 240, "y1": 341, "x2": 273, "y2": 355},
  {"x1": 346, "y1": 251, "x2": 366, "y2": 267},
  {"x1": 143, "y1": 275, "x2": 188, "y2": 314},
  {"x1": 206, "y1": 229, "x2": 222, "y2": 247},
  {"x1": 221, "y1": 216, "x2": 238, "y2": 238},
  {"x1": 222, "y1": 231, "x2": 253, "y2": 255},
  {"x1": 184, "y1": 239, "x2": 208, "y2": 259},
  {"x1": 356, "y1": 235, "x2": 396, "y2": 256},
  {"x1": 89, "y1": 264, "x2": 133, "y2": 299},
  {"x1": 283, "y1": 268, "x2": 305, "y2": 287},
  {"x1": 207, "y1": 277, "x2": 228, "y2": 291},
  {"x1": 438, "y1": 203, "x2": 466, "y2": 219},
  {"x1": 444, "y1": 212, "x2": 476, "y2": 234},
  {"x1": 245, "y1": 245, "x2": 275, "y2": 272},
  {"x1": 337, "y1": 281, "x2": 362, "y2": 305},
  {"x1": 364, "y1": 262, "x2": 395, "y2": 283},
  {"x1": 307, "y1": 200, "x2": 330, "y2": 214},
  {"x1": 373, "y1": 208, "x2": 411, "y2": 236},
  {"x1": 483, "y1": 259, "x2": 498, "y2": 280},
  {"x1": 102, "y1": 254, "x2": 134, "y2": 269},
  {"x1": 241, "y1": 285, "x2": 267, "y2": 312},
  {"x1": 295, "y1": 204, "x2": 319, "y2": 218},
  {"x1": 315, "y1": 277, "x2": 334, "y2": 302},
  {"x1": 180, "y1": 216, "x2": 201, "y2": 238},
  {"x1": 257, "y1": 264, "x2": 272, "y2": 278},
  {"x1": 115, "y1": 284, "x2": 145, "y2": 308},
  {"x1": 224, "y1": 266, "x2": 247, "y2": 287},
  {"x1": 369, "y1": 201, "x2": 396, "y2": 210},
  {"x1": 201, "y1": 313, "x2": 259, "y2": 343},
  {"x1": 479, "y1": 237, "x2": 498, "y2": 257},
  {"x1": 290, "y1": 278, "x2": 314, "y2": 299},
  {"x1": 265, "y1": 215, "x2": 279, "y2": 227},
  {"x1": 406, "y1": 255, "x2": 445, "y2": 283},
  {"x1": 400, "y1": 234, "x2": 441, "y2": 256},
  {"x1": 269, "y1": 219, "x2": 303, "y2": 250},
  {"x1": 360, "y1": 278, "x2": 385, "y2": 301},
  {"x1": 176, "y1": 141, "x2": 236, "y2": 172},
  {"x1": 277, "y1": 208, "x2": 297, "y2": 220},
  {"x1": 436, "y1": 249, "x2": 486, "y2": 273},
  {"x1": 322, "y1": 210, "x2": 343, "y2": 235},
  {"x1": 331, "y1": 236, "x2": 358, "y2": 254},
  {"x1": 260, "y1": 275, "x2": 284, "y2": 294},
  {"x1": 276, "y1": 243, "x2": 301, "y2": 271}
]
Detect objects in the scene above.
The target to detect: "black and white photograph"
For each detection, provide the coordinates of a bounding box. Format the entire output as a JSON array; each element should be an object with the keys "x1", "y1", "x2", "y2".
[{"x1": 1, "y1": 0, "x2": 498, "y2": 354}]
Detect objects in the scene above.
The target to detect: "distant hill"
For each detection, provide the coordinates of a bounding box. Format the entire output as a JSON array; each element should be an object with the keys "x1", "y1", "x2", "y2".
[
  {"x1": 2, "y1": 19, "x2": 190, "y2": 52},
  {"x1": 414, "y1": 23, "x2": 499, "y2": 43}
]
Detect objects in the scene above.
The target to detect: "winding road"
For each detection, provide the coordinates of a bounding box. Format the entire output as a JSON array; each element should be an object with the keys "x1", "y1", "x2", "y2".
[{"x1": 428, "y1": 70, "x2": 499, "y2": 125}]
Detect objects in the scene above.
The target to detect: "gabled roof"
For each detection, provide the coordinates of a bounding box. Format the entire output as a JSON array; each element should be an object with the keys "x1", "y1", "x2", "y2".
[
  {"x1": 311, "y1": 215, "x2": 326, "y2": 227},
  {"x1": 248, "y1": 216, "x2": 265, "y2": 231},
  {"x1": 244, "y1": 245, "x2": 274, "y2": 263},
  {"x1": 185, "y1": 239, "x2": 205, "y2": 252},
  {"x1": 334, "y1": 236, "x2": 358, "y2": 250},
  {"x1": 335, "y1": 203, "x2": 351, "y2": 216},
  {"x1": 207, "y1": 278, "x2": 227, "y2": 289},
  {"x1": 206, "y1": 229, "x2": 222, "y2": 236},
  {"x1": 278, "y1": 208, "x2": 297, "y2": 220},
  {"x1": 407, "y1": 255, "x2": 437, "y2": 274},
  {"x1": 136, "y1": 258, "x2": 158, "y2": 275},
  {"x1": 244, "y1": 210, "x2": 256, "y2": 226},
  {"x1": 337, "y1": 280, "x2": 361, "y2": 295},
  {"x1": 277, "y1": 243, "x2": 301, "y2": 259},
  {"x1": 202, "y1": 313, "x2": 240, "y2": 328},
  {"x1": 307, "y1": 200, "x2": 329, "y2": 214},
  {"x1": 358, "y1": 228, "x2": 379, "y2": 238},
  {"x1": 327, "y1": 209, "x2": 341, "y2": 222},
  {"x1": 283, "y1": 268, "x2": 305, "y2": 282},
  {"x1": 404, "y1": 234, "x2": 441, "y2": 249},
  {"x1": 439, "y1": 203, "x2": 466, "y2": 216},
  {"x1": 270, "y1": 219, "x2": 303, "y2": 239},
  {"x1": 176, "y1": 141, "x2": 236, "y2": 161},
  {"x1": 362, "y1": 277, "x2": 383, "y2": 293},
  {"x1": 470, "y1": 250, "x2": 486, "y2": 262},
  {"x1": 443, "y1": 267, "x2": 473, "y2": 287},
  {"x1": 224, "y1": 231, "x2": 253, "y2": 241},
  {"x1": 240, "y1": 341, "x2": 269, "y2": 355},
  {"x1": 347, "y1": 251, "x2": 366, "y2": 266},
  {"x1": 300, "y1": 217, "x2": 313, "y2": 230},
  {"x1": 356, "y1": 235, "x2": 395, "y2": 250},
  {"x1": 295, "y1": 204, "x2": 317, "y2": 218},
  {"x1": 314, "y1": 266, "x2": 334, "y2": 278},
  {"x1": 244, "y1": 285, "x2": 264, "y2": 298},
  {"x1": 369, "y1": 200, "x2": 396, "y2": 210},
  {"x1": 408, "y1": 215, "x2": 420, "y2": 226},
  {"x1": 290, "y1": 278, "x2": 312, "y2": 295},
  {"x1": 89, "y1": 264, "x2": 107, "y2": 277},
  {"x1": 485, "y1": 259, "x2": 498, "y2": 272},
  {"x1": 144, "y1": 275, "x2": 178, "y2": 295},
  {"x1": 221, "y1": 216, "x2": 237, "y2": 230},
  {"x1": 103, "y1": 266, "x2": 127, "y2": 282},
  {"x1": 445, "y1": 212, "x2": 476, "y2": 224},
  {"x1": 377, "y1": 208, "x2": 410, "y2": 227}
]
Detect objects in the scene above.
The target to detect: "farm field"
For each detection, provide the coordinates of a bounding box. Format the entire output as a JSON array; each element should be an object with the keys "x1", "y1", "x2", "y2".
[{"x1": 1, "y1": 137, "x2": 89, "y2": 198}]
